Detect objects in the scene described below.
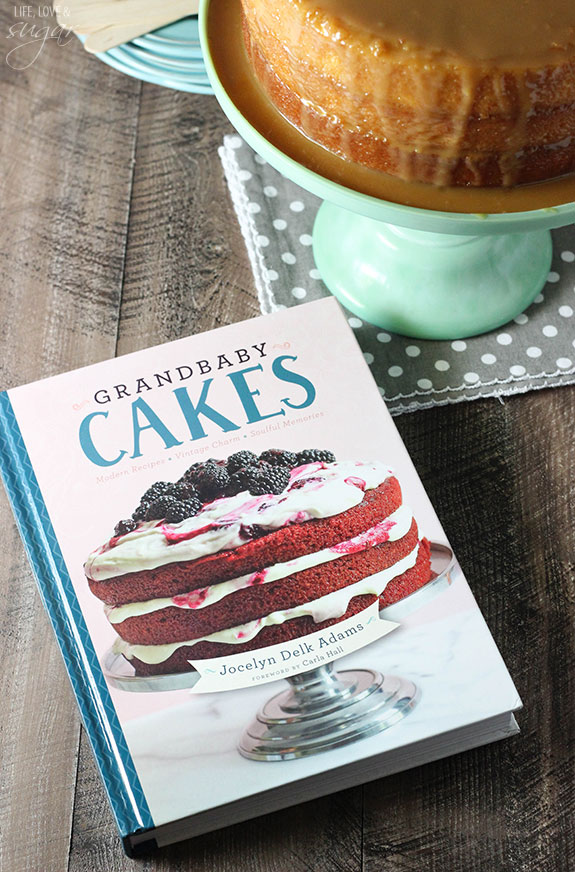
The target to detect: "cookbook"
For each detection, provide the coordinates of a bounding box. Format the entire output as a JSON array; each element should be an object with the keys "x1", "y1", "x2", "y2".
[{"x1": 0, "y1": 298, "x2": 521, "y2": 855}]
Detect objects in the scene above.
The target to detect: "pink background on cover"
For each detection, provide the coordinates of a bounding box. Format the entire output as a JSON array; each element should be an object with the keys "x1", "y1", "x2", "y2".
[{"x1": 8, "y1": 299, "x2": 465, "y2": 723}]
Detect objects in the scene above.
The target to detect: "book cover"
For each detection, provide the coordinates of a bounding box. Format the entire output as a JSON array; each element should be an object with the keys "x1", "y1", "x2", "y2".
[{"x1": 0, "y1": 298, "x2": 521, "y2": 854}]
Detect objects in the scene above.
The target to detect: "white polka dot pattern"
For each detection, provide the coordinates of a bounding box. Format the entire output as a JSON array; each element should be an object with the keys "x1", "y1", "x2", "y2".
[
  {"x1": 220, "y1": 134, "x2": 575, "y2": 414},
  {"x1": 405, "y1": 346, "x2": 421, "y2": 357}
]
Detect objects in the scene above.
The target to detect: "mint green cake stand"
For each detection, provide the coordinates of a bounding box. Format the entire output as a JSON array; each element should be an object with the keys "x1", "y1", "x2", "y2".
[{"x1": 200, "y1": 2, "x2": 575, "y2": 339}]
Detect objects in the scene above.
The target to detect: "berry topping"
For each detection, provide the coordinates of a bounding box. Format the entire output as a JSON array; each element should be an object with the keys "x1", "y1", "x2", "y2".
[
  {"x1": 289, "y1": 476, "x2": 324, "y2": 490},
  {"x1": 177, "y1": 462, "x2": 203, "y2": 483},
  {"x1": 259, "y1": 448, "x2": 298, "y2": 468},
  {"x1": 124, "y1": 448, "x2": 336, "y2": 531},
  {"x1": 114, "y1": 518, "x2": 137, "y2": 537},
  {"x1": 164, "y1": 497, "x2": 203, "y2": 523},
  {"x1": 145, "y1": 496, "x2": 178, "y2": 521},
  {"x1": 132, "y1": 501, "x2": 150, "y2": 522},
  {"x1": 296, "y1": 449, "x2": 336, "y2": 465},
  {"x1": 166, "y1": 482, "x2": 198, "y2": 502},
  {"x1": 239, "y1": 523, "x2": 269, "y2": 540},
  {"x1": 227, "y1": 450, "x2": 258, "y2": 473},
  {"x1": 230, "y1": 462, "x2": 290, "y2": 496},
  {"x1": 141, "y1": 481, "x2": 172, "y2": 502},
  {"x1": 179, "y1": 497, "x2": 203, "y2": 518},
  {"x1": 185, "y1": 461, "x2": 231, "y2": 502}
]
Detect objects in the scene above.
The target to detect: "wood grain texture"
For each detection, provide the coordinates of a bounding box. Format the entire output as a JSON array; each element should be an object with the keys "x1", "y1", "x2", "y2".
[
  {"x1": 0, "y1": 17, "x2": 139, "y2": 872},
  {"x1": 0, "y1": 14, "x2": 574, "y2": 872}
]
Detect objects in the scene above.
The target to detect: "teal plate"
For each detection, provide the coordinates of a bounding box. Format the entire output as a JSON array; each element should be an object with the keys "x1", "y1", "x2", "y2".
[
  {"x1": 129, "y1": 38, "x2": 204, "y2": 60},
  {"x1": 107, "y1": 45, "x2": 209, "y2": 84},
  {"x1": 79, "y1": 36, "x2": 213, "y2": 94},
  {"x1": 77, "y1": 21, "x2": 212, "y2": 94},
  {"x1": 122, "y1": 43, "x2": 207, "y2": 73}
]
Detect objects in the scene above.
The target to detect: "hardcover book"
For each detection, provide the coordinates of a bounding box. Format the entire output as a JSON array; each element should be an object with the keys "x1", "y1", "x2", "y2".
[{"x1": 0, "y1": 298, "x2": 521, "y2": 855}]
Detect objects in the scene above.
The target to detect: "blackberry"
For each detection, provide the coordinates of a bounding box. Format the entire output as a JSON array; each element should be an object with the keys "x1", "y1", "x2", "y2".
[
  {"x1": 167, "y1": 482, "x2": 198, "y2": 501},
  {"x1": 239, "y1": 523, "x2": 269, "y2": 540},
  {"x1": 231, "y1": 462, "x2": 290, "y2": 496},
  {"x1": 296, "y1": 449, "x2": 336, "y2": 465},
  {"x1": 145, "y1": 495, "x2": 178, "y2": 521},
  {"x1": 141, "y1": 481, "x2": 172, "y2": 502},
  {"x1": 227, "y1": 450, "x2": 258, "y2": 474},
  {"x1": 163, "y1": 497, "x2": 203, "y2": 524},
  {"x1": 180, "y1": 497, "x2": 202, "y2": 518},
  {"x1": 178, "y1": 462, "x2": 203, "y2": 484},
  {"x1": 227, "y1": 467, "x2": 254, "y2": 496},
  {"x1": 132, "y1": 501, "x2": 150, "y2": 522},
  {"x1": 188, "y1": 463, "x2": 231, "y2": 502},
  {"x1": 114, "y1": 518, "x2": 137, "y2": 537},
  {"x1": 259, "y1": 448, "x2": 298, "y2": 468}
]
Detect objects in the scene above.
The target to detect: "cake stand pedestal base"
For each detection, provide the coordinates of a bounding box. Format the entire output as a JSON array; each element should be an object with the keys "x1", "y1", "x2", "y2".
[
  {"x1": 238, "y1": 664, "x2": 419, "y2": 761},
  {"x1": 313, "y1": 201, "x2": 553, "y2": 339}
]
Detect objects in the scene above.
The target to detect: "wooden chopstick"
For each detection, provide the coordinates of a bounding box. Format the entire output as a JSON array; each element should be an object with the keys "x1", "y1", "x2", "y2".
[{"x1": 56, "y1": 0, "x2": 199, "y2": 53}]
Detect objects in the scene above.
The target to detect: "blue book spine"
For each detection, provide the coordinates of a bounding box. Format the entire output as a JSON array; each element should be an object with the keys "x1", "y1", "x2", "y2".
[{"x1": 0, "y1": 390, "x2": 154, "y2": 841}]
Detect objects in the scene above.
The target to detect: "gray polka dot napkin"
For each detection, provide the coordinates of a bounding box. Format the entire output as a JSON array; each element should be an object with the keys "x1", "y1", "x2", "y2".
[{"x1": 219, "y1": 134, "x2": 575, "y2": 415}]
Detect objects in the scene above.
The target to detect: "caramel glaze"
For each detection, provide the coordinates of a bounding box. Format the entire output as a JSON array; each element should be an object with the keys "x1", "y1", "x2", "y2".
[
  {"x1": 208, "y1": 0, "x2": 575, "y2": 213},
  {"x1": 315, "y1": 0, "x2": 575, "y2": 64}
]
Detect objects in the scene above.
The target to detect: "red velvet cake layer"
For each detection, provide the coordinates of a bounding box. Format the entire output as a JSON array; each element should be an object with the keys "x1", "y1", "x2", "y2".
[{"x1": 112, "y1": 520, "x2": 420, "y2": 644}]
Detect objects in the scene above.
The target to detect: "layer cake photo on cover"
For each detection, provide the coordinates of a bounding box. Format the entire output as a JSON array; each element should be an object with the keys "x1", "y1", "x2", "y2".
[{"x1": 85, "y1": 447, "x2": 433, "y2": 677}]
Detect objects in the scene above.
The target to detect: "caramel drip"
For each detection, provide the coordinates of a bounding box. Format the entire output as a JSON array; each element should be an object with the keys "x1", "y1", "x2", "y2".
[{"x1": 309, "y1": 0, "x2": 575, "y2": 64}]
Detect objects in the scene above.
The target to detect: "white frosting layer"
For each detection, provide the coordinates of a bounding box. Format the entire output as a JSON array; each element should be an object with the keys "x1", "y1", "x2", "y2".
[
  {"x1": 86, "y1": 461, "x2": 392, "y2": 581},
  {"x1": 106, "y1": 504, "x2": 413, "y2": 624},
  {"x1": 112, "y1": 543, "x2": 420, "y2": 665}
]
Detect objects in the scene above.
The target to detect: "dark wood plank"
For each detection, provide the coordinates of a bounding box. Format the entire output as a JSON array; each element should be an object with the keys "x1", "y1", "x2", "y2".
[
  {"x1": 361, "y1": 389, "x2": 575, "y2": 872},
  {"x1": 0, "y1": 22, "x2": 140, "y2": 871},
  {"x1": 116, "y1": 86, "x2": 258, "y2": 356}
]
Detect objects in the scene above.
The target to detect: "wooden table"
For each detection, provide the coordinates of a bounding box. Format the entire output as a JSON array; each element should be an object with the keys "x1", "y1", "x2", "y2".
[{"x1": 1, "y1": 23, "x2": 574, "y2": 872}]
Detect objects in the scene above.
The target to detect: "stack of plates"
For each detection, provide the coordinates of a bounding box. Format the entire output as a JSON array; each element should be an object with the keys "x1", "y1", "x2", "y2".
[{"x1": 81, "y1": 16, "x2": 213, "y2": 94}]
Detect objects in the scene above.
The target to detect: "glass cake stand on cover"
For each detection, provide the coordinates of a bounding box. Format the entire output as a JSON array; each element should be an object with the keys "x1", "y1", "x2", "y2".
[
  {"x1": 104, "y1": 543, "x2": 455, "y2": 761},
  {"x1": 199, "y1": 0, "x2": 575, "y2": 340}
]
